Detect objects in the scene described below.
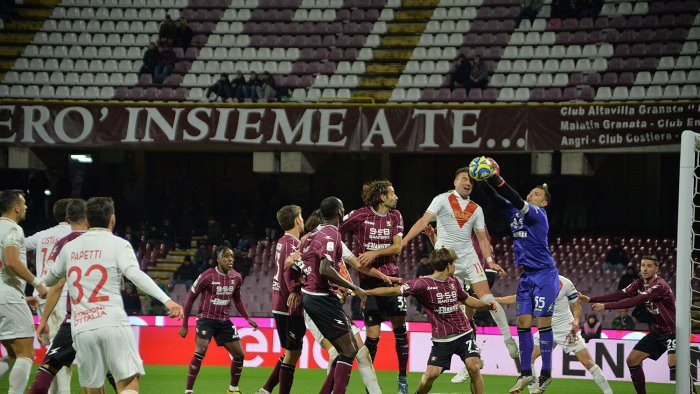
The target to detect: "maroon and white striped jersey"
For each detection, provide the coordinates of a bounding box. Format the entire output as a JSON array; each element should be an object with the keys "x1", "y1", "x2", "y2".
[
  {"x1": 339, "y1": 206, "x2": 403, "y2": 276},
  {"x1": 191, "y1": 267, "x2": 244, "y2": 320},
  {"x1": 400, "y1": 275, "x2": 472, "y2": 339},
  {"x1": 591, "y1": 276, "x2": 675, "y2": 336},
  {"x1": 272, "y1": 233, "x2": 302, "y2": 316},
  {"x1": 47, "y1": 230, "x2": 86, "y2": 323},
  {"x1": 301, "y1": 225, "x2": 343, "y2": 296}
]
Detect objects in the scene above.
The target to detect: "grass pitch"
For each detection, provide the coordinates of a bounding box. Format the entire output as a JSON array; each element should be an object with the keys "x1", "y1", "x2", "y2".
[{"x1": 2, "y1": 365, "x2": 678, "y2": 393}]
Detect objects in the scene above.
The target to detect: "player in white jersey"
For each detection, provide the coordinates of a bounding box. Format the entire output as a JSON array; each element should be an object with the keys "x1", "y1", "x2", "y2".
[
  {"x1": 496, "y1": 275, "x2": 612, "y2": 394},
  {"x1": 402, "y1": 167, "x2": 518, "y2": 367},
  {"x1": 42, "y1": 197, "x2": 184, "y2": 394},
  {"x1": 24, "y1": 198, "x2": 72, "y2": 394},
  {"x1": 0, "y1": 189, "x2": 48, "y2": 394}
]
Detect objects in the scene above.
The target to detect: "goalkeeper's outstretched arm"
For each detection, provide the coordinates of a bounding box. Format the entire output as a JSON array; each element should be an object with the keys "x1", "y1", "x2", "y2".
[{"x1": 482, "y1": 160, "x2": 527, "y2": 211}]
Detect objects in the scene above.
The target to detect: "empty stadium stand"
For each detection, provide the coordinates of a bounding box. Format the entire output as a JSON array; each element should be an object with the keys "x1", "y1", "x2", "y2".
[{"x1": 0, "y1": 0, "x2": 698, "y2": 102}]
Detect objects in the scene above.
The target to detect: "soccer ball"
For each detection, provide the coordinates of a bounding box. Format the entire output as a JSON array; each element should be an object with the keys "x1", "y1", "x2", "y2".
[{"x1": 468, "y1": 156, "x2": 494, "y2": 180}]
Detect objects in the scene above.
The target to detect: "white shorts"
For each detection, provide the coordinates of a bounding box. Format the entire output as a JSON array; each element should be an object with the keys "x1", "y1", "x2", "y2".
[
  {"x1": 454, "y1": 253, "x2": 487, "y2": 287},
  {"x1": 304, "y1": 311, "x2": 360, "y2": 344},
  {"x1": 533, "y1": 325, "x2": 587, "y2": 354},
  {"x1": 0, "y1": 303, "x2": 35, "y2": 340},
  {"x1": 73, "y1": 326, "x2": 145, "y2": 388}
]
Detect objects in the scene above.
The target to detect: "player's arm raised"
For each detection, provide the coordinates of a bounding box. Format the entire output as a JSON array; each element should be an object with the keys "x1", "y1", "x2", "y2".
[
  {"x1": 319, "y1": 258, "x2": 367, "y2": 302},
  {"x1": 479, "y1": 158, "x2": 527, "y2": 212},
  {"x1": 401, "y1": 211, "x2": 436, "y2": 248}
]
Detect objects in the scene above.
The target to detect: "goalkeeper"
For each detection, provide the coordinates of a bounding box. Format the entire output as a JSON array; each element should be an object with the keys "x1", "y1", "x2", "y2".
[{"x1": 474, "y1": 158, "x2": 559, "y2": 394}]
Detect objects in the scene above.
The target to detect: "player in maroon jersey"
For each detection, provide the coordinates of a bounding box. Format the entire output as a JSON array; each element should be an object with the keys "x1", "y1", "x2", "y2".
[
  {"x1": 302, "y1": 196, "x2": 368, "y2": 394},
  {"x1": 179, "y1": 246, "x2": 258, "y2": 394},
  {"x1": 580, "y1": 256, "x2": 678, "y2": 394},
  {"x1": 339, "y1": 180, "x2": 410, "y2": 392},
  {"x1": 256, "y1": 205, "x2": 305, "y2": 394},
  {"x1": 367, "y1": 247, "x2": 496, "y2": 394}
]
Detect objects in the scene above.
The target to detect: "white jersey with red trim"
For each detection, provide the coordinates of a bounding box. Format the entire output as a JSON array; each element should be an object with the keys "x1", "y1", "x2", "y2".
[
  {"x1": 426, "y1": 191, "x2": 485, "y2": 263},
  {"x1": 552, "y1": 275, "x2": 579, "y2": 329},
  {"x1": 0, "y1": 217, "x2": 27, "y2": 304},
  {"x1": 52, "y1": 228, "x2": 140, "y2": 334},
  {"x1": 25, "y1": 223, "x2": 71, "y2": 301}
]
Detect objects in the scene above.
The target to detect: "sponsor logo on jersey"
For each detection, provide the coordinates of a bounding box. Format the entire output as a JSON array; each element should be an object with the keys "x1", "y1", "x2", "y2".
[{"x1": 363, "y1": 221, "x2": 374, "y2": 225}]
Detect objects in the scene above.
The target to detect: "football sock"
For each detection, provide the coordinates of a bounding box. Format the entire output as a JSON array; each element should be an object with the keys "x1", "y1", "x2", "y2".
[
  {"x1": 326, "y1": 347, "x2": 339, "y2": 375},
  {"x1": 517, "y1": 328, "x2": 533, "y2": 375},
  {"x1": 28, "y1": 367, "x2": 54, "y2": 394},
  {"x1": 332, "y1": 355, "x2": 354, "y2": 394},
  {"x1": 320, "y1": 359, "x2": 337, "y2": 394},
  {"x1": 186, "y1": 352, "x2": 204, "y2": 390},
  {"x1": 8, "y1": 357, "x2": 32, "y2": 394},
  {"x1": 629, "y1": 364, "x2": 646, "y2": 394},
  {"x1": 364, "y1": 336, "x2": 379, "y2": 363},
  {"x1": 230, "y1": 357, "x2": 244, "y2": 387},
  {"x1": 393, "y1": 326, "x2": 409, "y2": 377},
  {"x1": 262, "y1": 356, "x2": 283, "y2": 392},
  {"x1": 589, "y1": 364, "x2": 612, "y2": 394},
  {"x1": 278, "y1": 362, "x2": 296, "y2": 394},
  {"x1": 481, "y1": 294, "x2": 512, "y2": 340},
  {"x1": 55, "y1": 367, "x2": 72, "y2": 394},
  {"x1": 356, "y1": 346, "x2": 380, "y2": 394},
  {"x1": 0, "y1": 357, "x2": 15, "y2": 379},
  {"x1": 539, "y1": 326, "x2": 553, "y2": 376}
]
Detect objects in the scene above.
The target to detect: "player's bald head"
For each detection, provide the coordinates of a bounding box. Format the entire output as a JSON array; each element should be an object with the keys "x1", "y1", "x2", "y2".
[{"x1": 320, "y1": 196, "x2": 343, "y2": 220}]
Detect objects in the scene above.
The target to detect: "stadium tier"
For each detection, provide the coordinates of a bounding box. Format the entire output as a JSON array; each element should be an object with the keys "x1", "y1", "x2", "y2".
[{"x1": 0, "y1": 0, "x2": 698, "y2": 102}]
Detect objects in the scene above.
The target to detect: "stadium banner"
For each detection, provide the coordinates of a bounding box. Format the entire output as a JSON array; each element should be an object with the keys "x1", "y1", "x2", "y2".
[
  {"x1": 10, "y1": 317, "x2": 697, "y2": 384},
  {"x1": 1, "y1": 102, "x2": 697, "y2": 151}
]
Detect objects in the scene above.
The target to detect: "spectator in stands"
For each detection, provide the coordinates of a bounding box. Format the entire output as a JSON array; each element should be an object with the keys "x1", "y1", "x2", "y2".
[
  {"x1": 158, "y1": 14, "x2": 177, "y2": 45},
  {"x1": 200, "y1": 257, "x2": 216, "y2": 274},
  {"x1": 602, "y1": 239, "x2": 629, "y2": 273},
  {"x1": 449, "y1": 54, "x2": 471, "y2": 91},
  {"x1": 204, "y1": 74, "x2": 235, "y2": 102},
  {"x1": 515, "y1": 0, "x2": 544, "y2": 28},
  {"x1": 171, "y1": 256, "x2": 199, "y2": 289},
  {"x1": 122, "y1": 282, "x2": 142, "y2": 315},
  {"x1": 233, "y1": 250, "x2": 252, "y2": 279},
  {"x1": 581, "y1": 314, "x2": 602, "y2": 342},
  {"x1": 231, "y1": 71, "x2": 248, "y2": 102},
  {"x1": 175, "y1": 18, "x2": 193, "y2": 50},
  {"x1": 551, "y1": 0, "x2": 576, "y2": 19},
  {"x1": 153, "y1": 44, "x2": 176, "y2": 84},
  {"x1": 618, "y1": 265, "x2": 637, "y2": 290},
  {"x1": 206, "y1": 216, "x2": 223, "y2": 245},
  {"x1": 193, "y1": 242, "x2": 210, "y2": 271},
  {"x1": 577, "y1": 0, "x2": 602, "y2": 19},
  {"x1": 245, "y1": 71, "x2": 262, "y2": 102},
  {"x1": 611, "y1": 309, "x2": 636, "y2": 330},
  {"x1": 139, "y1": 42, "x2": 160, "y2": 76},
  {"x1": 149, "y1": 277, "x2": 170, "y2": 315},
  {"x1": 467, "y1": 55, "x2": 489, "y2": 90}
]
